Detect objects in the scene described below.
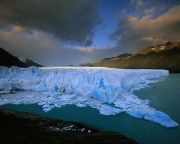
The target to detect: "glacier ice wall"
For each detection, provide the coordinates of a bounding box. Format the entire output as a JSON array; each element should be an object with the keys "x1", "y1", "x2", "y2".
[{"x1": 0, "y1": 66, "x2": 178, "y2": 127}]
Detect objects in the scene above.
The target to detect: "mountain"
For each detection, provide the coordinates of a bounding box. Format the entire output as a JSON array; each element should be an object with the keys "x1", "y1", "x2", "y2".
[
  {"x1": 25, "y1": 59, "x2": 42, "y2": 67},
  {"x1": 93, "y1": 41, "x2": 180, "y2": 73},
  {"x1": 0, "y1": 47, "x2": 42, "y2": 67}
]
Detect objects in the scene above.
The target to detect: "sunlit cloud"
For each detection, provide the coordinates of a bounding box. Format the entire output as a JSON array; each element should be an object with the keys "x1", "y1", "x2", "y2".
[
  {"x1": 112, "y1": 5, "x2": 180, "y2": 53},
  {"x1": 79, "y1": 47, "x2": 94, "y2": 53}
]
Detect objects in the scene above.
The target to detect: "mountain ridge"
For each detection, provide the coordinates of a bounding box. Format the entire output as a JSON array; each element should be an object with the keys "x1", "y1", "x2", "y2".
[
  {"x1": 92, "y1": 41, "x2": 180, "y2": 73},
  {"x1": 0, "y1": 47, "x2": 42, "y2": 67}
]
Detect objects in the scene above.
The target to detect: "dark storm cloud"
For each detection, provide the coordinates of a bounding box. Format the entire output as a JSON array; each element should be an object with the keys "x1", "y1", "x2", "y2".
[
  {"x1": 111, "y1": 5, "x2": 180, "y2": 53},
  {"x1": 0, "y1": 0, "x2": 100, "y2": 44}
]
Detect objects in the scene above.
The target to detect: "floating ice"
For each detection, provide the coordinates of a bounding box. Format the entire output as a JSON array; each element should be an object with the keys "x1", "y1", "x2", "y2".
[{"x1": 0, "y1": 66, "x2": 178, "y2": 127}]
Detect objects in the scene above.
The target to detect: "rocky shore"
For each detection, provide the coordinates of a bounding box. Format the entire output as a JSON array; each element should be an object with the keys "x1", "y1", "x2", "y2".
[{"x1": 0, "y1": 108, "x2": 137, "y2": 144}]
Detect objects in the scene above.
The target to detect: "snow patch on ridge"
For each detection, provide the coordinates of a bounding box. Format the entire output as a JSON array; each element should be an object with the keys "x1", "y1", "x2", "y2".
[{"x1": 0, "y1": 66, "x2": 178, "y2": 127}]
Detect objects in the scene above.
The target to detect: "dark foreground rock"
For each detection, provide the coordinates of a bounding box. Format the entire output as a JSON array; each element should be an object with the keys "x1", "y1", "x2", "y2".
[{"x1": 0, "y1": 109, "x2": 137, "y2": 144}]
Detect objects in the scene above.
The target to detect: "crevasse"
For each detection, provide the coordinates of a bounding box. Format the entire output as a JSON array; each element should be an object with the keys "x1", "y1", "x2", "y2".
[{"x1": 0, "y1": 66, "x2": 178, "y2": 127}]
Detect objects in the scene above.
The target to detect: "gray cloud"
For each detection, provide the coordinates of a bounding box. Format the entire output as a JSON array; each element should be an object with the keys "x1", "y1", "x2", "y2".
[
  {"x1": 111, "y1": 5, "x2": 180, "y2": 53},
  {"x1": 131, "y1": 0, "x2": 144, "y2": 9},
  {"x1": 0, "y1": 0, "x2": 100, "y2": 44},
  {"x1": 0, "y1": 27, "x2": 113, "y2": 66}
]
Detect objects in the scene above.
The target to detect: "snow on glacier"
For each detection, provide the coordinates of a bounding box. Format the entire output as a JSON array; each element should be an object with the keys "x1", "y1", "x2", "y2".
[{"x1": 0, "y1": 66, "x2": 178, "y2": 127}]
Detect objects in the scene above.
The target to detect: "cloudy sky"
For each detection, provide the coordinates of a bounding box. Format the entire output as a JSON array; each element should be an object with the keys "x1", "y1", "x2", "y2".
[{"x1": 0, "y1": 0, "x2": 180, "y2": 66}]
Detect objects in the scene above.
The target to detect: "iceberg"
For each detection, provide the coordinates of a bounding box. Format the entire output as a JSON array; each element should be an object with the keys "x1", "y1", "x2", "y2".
[{"x1": 0, "y1": 66, "x2": 178, "y2": 127}]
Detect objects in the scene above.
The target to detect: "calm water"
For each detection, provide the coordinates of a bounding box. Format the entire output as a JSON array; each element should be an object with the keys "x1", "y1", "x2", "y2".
[{"x1": 1, "y1": 74, "x2": 180, "y2": 144}]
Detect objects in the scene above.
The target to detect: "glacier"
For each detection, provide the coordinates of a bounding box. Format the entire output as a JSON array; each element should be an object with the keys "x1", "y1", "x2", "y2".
[{"x1": 0, "y1": 66, "x2": 178, "y2": 127}]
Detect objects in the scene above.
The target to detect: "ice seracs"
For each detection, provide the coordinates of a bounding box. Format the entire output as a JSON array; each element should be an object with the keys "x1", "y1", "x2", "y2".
[{"x1": 0, "y1": 66, "x2": 178, "y2": 127}]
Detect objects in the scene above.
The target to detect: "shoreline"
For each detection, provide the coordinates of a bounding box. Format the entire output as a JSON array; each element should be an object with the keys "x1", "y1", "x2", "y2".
[{"x1": 0, "y1": 108, "x2": 137, "y2": 144}]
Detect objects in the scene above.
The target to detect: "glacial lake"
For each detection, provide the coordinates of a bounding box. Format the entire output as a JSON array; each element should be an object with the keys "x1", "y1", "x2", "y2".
[{"x1": 1, "y1": 74, "x2": 180, "y2": 144}]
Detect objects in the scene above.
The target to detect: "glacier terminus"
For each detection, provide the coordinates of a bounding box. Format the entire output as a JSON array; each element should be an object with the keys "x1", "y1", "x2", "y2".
[{"x1": 0, "y1": 66, "x2": 178, "y2": 127}]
